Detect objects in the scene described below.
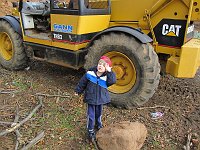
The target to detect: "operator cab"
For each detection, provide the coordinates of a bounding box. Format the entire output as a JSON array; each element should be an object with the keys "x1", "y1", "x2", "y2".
[
  {"x1": 21, "y1": 1, "x2": 50, "y2": 16},
  {"x1": 20, "y1": 0, "x2": 111, "y2": 49}
]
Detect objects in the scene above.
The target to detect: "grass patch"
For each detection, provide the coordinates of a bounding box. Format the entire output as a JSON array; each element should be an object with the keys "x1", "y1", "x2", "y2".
[
  {"x1": 152, "y1": 140, "x2": 161, "y2": 148},
  {"x1": 12, "y1": 77, "x2": 37, "y2": 91}
]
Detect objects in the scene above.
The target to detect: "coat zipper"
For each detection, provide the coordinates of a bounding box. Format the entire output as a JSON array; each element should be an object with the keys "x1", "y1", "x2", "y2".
[{"x1": 96, "y1": 78, "x2": 99, "y2": 105}]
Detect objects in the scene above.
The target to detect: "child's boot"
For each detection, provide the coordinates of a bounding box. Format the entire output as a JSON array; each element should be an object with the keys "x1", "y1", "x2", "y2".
[
  {"x1": 88, "y1": 129, "x2": 96, "y2": 141},
  {"x1": 97, "y1": 125, "x2": 103, "y2": 131}
]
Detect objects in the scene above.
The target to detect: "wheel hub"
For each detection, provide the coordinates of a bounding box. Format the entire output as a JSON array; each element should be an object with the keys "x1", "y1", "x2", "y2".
[
  {"x1": 112, "y1": 64, "x2": 125, "y2": 80},
  {"x1": 105, "y1": 51, "x2": 137, "y2": 93},
  {"x1": 0, "y1": 32, "x2": 13, "y2": 60},
  {"x1": 4, "y1": 39, "x2": 12, "y2": 51}
]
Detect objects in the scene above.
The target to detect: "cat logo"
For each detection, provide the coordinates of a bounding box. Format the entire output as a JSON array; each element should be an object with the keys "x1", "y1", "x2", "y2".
[{"x1": 162, "y1": 24, "x2": 182, "y2": 37}]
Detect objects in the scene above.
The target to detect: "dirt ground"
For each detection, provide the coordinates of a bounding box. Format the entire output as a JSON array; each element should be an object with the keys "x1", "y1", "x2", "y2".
[
  {"x1": 0, "y1": 0, "x2": 200, "y2": 149},
  {"x1": 0, "y1": 60, "x2": 200, "y2": 150}
]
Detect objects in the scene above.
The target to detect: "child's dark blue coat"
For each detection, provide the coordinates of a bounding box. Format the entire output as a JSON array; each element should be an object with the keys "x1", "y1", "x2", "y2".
[{"x1": 75, "y1": 67, "x2": 116, "y2": 105}]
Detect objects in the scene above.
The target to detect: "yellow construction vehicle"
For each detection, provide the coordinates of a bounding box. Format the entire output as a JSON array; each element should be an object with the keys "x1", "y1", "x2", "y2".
[{"x1": 0, "y1": 0, "x2": 199, "y2": 108}]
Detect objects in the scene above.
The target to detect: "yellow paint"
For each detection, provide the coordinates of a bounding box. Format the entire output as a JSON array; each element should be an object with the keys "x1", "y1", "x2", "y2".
[
  {"x1": 191, "y1": 0, "x2": 200, "y2": 20},
  {"x1": 166, "y1": 56, "x2": 180, "y2": 77},
  {"x1": 50, "y1": 14, "x2": 110, "y2": 50},
  {"x1": 19, "y1": 12, "x2": 25, "y2": 38},
  {"x1": 183, "y1": 0, "x2": 193, "y2": 43},
  {"x1": 51, "y1": 14, "x2": 110, "y2": 34},
  {"x1": 23, "y1": 36, "x2": 88, "y2": 51},
  {"x1": 109, "y1": 22, "x2": 139, "y2": 29},
  {"x1": 156, "y1": 45, "x2": 180, "y2": 55},
  {"x1": 12, "y1": 8, "x2": 19, "y2": 16},
  {"x1": 21, "y1": 14, "x2": 110, "y2": 51},
  {"x1": 106, "y1": 51, "x2": 137, "y2": 93},
  {"x1": 51, "y1": 14, "x2": 79, "y2": 34},
  {"x1": 76, "y1": 15, "x2": 110, "y2": 34},
  {"x1": 23, "y1": 36, "x2": 52, "y2": 46},
  {"x1": 0, "y1": 32, "x2": 13, "y2": 60},
  {"x1": 110, "y1": 0, "x2": 158, "y2": 21},
  {"x1": 166, "y1": 31, "x2": 177, "y2": 37},
  {"x1": 166, "y1": 39, "x2": 200, "y2": 77}
]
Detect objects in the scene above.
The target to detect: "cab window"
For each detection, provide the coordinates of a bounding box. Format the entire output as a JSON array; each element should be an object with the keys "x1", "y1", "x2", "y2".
[
  {"x1": 53, "y1": 0, "x2": 79, "y2": 10},
  {"x1": 84, "y1": 0, "x2": 108, "y2": 9}
]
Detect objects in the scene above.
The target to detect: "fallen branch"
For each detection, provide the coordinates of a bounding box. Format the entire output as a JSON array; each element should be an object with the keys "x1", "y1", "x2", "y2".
[
  {"x1": 0, "y1": 99, "x2": 43, "y2": 136},
  {"x1": 13, "y1": 106, "x2": 22, "y2": 150},
  {"x1": 15, "y1": 129, "x2": 22, "y2": 150},
  {"x1": 35, "y1": 93, "x2": 70, "y2": 98},
  {"x1": 137, "y1": 105, "x2": 170, "y2": 110},
  {"x1": 21, "y1": 131, "x2": 45, "y2": 150}
]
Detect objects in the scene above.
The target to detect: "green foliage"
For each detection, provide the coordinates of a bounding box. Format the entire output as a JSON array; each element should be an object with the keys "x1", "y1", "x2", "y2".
[{"x1": 12, "y1": 77, "x2": 37, "y2": 91}]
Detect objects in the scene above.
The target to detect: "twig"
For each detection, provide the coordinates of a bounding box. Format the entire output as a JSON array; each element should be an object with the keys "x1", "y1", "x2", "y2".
[
  {"x1": 0, "y1": 121, "x2": 14, "y2": 125},
  {"x1": 21, "y1": 131, "x2": 45, "y2": 150},
  {"x1": 13, "y1": 106, "x2": 22, "y2": 150},
  {"x1": 15, "y1": 140, "x2": 19, "y2": 150},
  {"x1": 184, "y1": 132, "x2": 192, "y2": 150},
  {"x1": 34, "y1": 93, "x2": 70, "y2": 98},
  {"x1": 0, "y1": 99, "x2": 43, "y2": 136},
  {"x1": 13, "y1": 106, "x2": 19, "y2": 123},
  {"x1": 56, "y1": 89, "x2": 62, "y2": 103},
  {"x1": 92, "y1": 138, "x2": 99, "y2": 150},
  {"x1": 0, "y1": 114, "x2": 15, "y2": 117},
  {"x1": 0, "y1": 89, "x2": 17, "y2": 98},
  {"x1": 0, "y1": 105, "x2": 9, "y2": 110},
  {"x1": 137, "y1": 105, "x2": 170, "y2": 110},
  {"x1": 0, "y1": 89, "x2": 18, "y2": 94}
]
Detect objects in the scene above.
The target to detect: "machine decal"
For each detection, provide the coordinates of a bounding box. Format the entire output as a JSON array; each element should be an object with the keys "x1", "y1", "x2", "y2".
[
  {"x1": 187, "y1": 24, "x2": 194, "y2": 34},
  {"x1": 149, "y1": 19, "x2": 187, "y2": 47},
  {"x1": 185, "y1": 23, "x2": 195, "y2": 42},
  {"x1": 53, "y1": 24, "x2": 73, "y2": 33},
  {"x1": 162, "y1": 24, "x2": 182, "y2": 37},
  {"x1": 52, "y1": 32, "x2": 97, "y2": 44},
  {"x1": 53, "y1": 33, "x2": 63, "y2": 40}
]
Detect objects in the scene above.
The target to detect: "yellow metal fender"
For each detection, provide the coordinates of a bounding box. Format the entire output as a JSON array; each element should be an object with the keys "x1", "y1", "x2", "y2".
[{"x1": 166, "y1": 38, "x2": 200, "y2": 78}]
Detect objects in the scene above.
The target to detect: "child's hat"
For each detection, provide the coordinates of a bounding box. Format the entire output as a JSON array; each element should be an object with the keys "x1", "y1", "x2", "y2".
[{"x1": 100, "y1": 56, "x2": 112, "y2": 67}]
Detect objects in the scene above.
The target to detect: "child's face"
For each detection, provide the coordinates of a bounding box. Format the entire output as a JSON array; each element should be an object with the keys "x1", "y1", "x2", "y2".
[{"x1": 97, "y1": 60, "x2": 106, "y2": 73}]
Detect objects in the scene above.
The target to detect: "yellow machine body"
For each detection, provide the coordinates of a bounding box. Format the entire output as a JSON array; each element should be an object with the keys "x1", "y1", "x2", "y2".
[
  {"x1": 51, "y1": 14, "x2": 110, "y2": 50},
  {"x1": 14, "y1": 0, "x2": 200, "y2": 77},
  {"x1": 109, "y1": 0, "x2": 200, "y2": 78},
  {"x1": 22, "y1": 14, "x2": 110, "y2": 51},
  {"x1": 166, "y1": 39, "x2": 200, "y2": 77}
]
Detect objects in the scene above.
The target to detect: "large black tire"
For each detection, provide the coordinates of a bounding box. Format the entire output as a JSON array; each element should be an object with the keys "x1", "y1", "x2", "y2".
[
  {"x1": 0, "y1": 20, "x2": 27, "y2": 70},
  {"x1": 84, "y1": 33, "x2": 160, "y2": 108}
]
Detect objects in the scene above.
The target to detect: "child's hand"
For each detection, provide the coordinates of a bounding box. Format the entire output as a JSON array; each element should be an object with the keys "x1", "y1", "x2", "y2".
[{"x1": 105, "y1": 63, "x2": 112, "y2": 72}]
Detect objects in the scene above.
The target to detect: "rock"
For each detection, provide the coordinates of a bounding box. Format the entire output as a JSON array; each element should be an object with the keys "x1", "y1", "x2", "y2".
[{"x1": 96, "y1": 121, "x2": 147, "y2": 150}]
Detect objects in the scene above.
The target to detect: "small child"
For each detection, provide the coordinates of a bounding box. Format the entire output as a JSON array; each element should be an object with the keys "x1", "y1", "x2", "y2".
[{"x1": 75, "y1": 56, "x2": 116, "y2": 140}]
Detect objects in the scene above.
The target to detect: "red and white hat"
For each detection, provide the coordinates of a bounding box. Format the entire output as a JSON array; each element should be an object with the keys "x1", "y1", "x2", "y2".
[{"x1": 100, "y1": 56, "x2": 112, "y2": 67}]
